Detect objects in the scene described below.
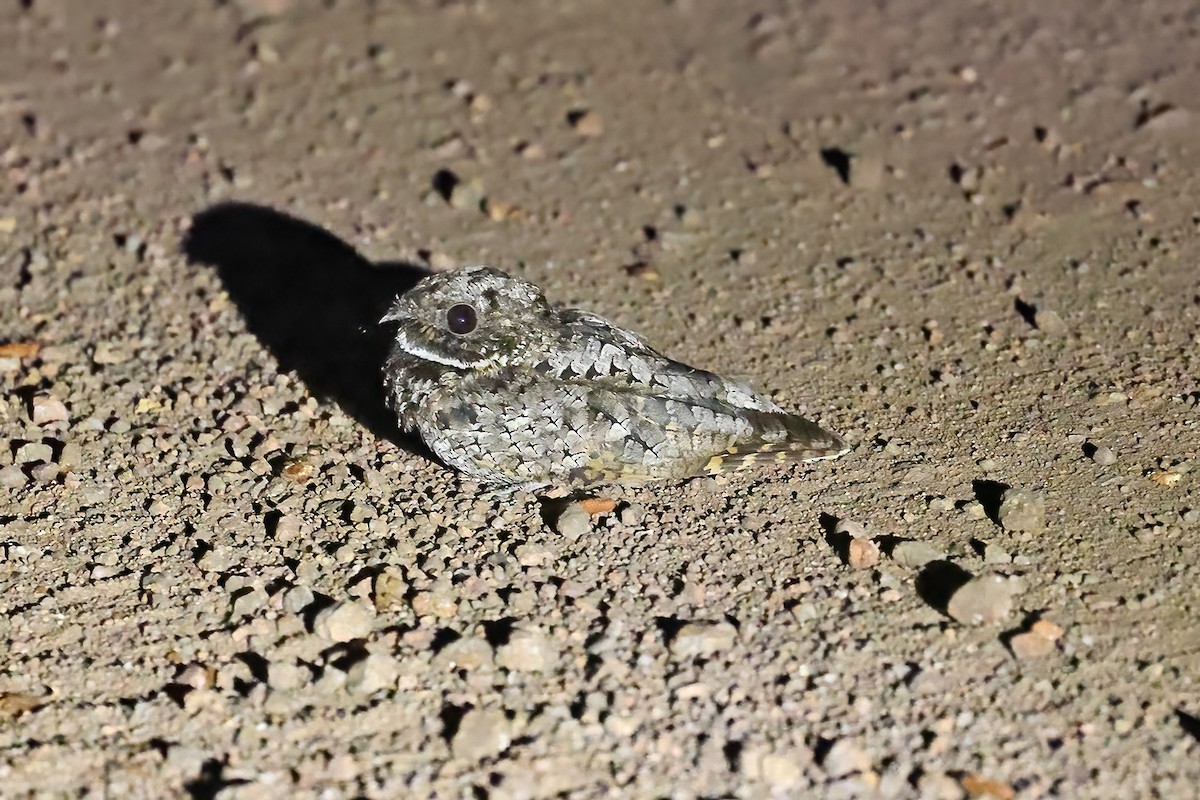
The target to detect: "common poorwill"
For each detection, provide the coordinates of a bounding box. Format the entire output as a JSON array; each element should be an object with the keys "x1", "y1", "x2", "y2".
[{"x1": 382, "y1": 266, "x2": 848, "y2": 489}]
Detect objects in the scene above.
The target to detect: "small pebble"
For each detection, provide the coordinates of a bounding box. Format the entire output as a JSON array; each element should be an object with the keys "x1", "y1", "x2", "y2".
[
  {"x1": 92, "y1": 342, "x2": 129, "y2": 365},
  {"x1": 963, "y1": 501, "x2": 987, "y2": 520},
  {"x1": 847, "y1": 537, "x2": 880, "y2": 569},
  {"x1": 434, "y1": 637, "x2": 494, "y2": 670},
  {"x1": 848, "y1": 150, "x2": 885, "y2": 191},
  {"x1": 669, "y1": 621, "x2": 737, "y2": 659},
  {"x1": 495, "y1": 629, "x2": 556, "y2": 672},
  {"x1": 982, "y1": 542, "x2": 1012, "y2": 565},
  {"x1": 267, "y1": 661, "x2": 308, "y2": 692},
  {"x1": 231, "y1": 587, "x2": 268, "y2": 617},
  {"x1": 1031, "y1": 619, "x2": 1065, "y2": 641},
  {"x1": 373, "y1": 568, "x2": 408, "y2": 610},
  {"x1": 928, "y1": 496, "x2": 955, "y2": 512},
  {"x1": 0, "y1": 465, "x2": 28, "y2": 488},
  {"x1": 946, "y1": 574, "x2": 1016, "y2": 625},
  {"x1": 516, "y1": 141, "x2": 545, "y2": 160},
  {"x1": 30, "y1": 462, "x2": 59, "y2": 483},
  {"x1": 90, "y1": 564, "x2": 121, "y2": 580},
  {"x1": 1034, "y1": 308, "x2": 1068, "y2": 336},
  {"x1": 30, "y1": 395, "x2": 69, "y2": 426},
  {"x1": 996, "y1": 489, "x2": 1045, "y2": 532},
  {"x1": 452, "y1": 707, "x2": 512, "y2": 760},
  {"x1": 427, "y1": 251, "x2": 457, "y2": 272},
  {"x1": 959, "y1": 774, "x2": 1014, "y2": 800},
  {"x1": 282, "y1": 585, "x2": 314, "y2": 614},
  {"x1": 448, "y1": 178, "x2": 485, "y2": 212},
  {"x1": 578, "y1": 496, "x2": 617, "y2": 516},
  {"x1": 273, "y1": 514, "x2": 303, "y2": 540},
  {"x1": 345, "y1": 654, "x2": 399, "y2": 695},
  {"x1": 1009, "y1": 631, "x2": 1055, "y2": 659},
  {"x1": 313, "y1": 601, "x2": 374, "y2": 643},
  {"x1": 553, "y1": 503, "x2": 591, "y2": 540},
  {"x1": 1089, "y1": 444, "x2": 1117, "y2": 466},
  {"x1": 890, "y1": 540, "x2": 943, "y2": 568},
  {"x1": 58, "y1": 443, "x2": 82, "y2": 468},
  {"x1": 410, "y1": 583, "x2": 458, "y2": 618},
  {"x1": 822, "y1": 739, "x2": 871, "y2": 778},
  {"x1": 918, "y1": 771, "x2": 966, "y2": 800},
  {"x1": 569, "y1": 109, "x2": 604, "y2": 137},
  {"x1": 758, "y1": 750, "x2": 806, "y2": 789},
  {"x1": 15, "y1": 442, "x2": 54, "y2": 465},
  {"x1": 196, "y1": 547, "x2": 234, "y2": 573},
  {"x1": 177, "y1": 663, "x2": 215, "y2": 691},
  {"x1": 618, "y1": 503, "x2": 645, "y2": 526}
]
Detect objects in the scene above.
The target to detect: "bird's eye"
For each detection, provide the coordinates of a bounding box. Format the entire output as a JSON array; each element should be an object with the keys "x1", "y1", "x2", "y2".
[{"x1": 446, "y1": 303, "x2": 477, "y2": 335}]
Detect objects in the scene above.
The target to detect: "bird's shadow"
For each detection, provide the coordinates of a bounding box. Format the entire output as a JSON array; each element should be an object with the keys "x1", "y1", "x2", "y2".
[{"x1": 182, "y1": 202, "x2": 430, "y2": 454}]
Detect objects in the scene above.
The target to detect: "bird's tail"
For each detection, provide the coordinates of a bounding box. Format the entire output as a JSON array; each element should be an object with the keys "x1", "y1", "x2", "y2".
[{"x1": 703, "y1": 412, "x2": 849, "y2": 475}]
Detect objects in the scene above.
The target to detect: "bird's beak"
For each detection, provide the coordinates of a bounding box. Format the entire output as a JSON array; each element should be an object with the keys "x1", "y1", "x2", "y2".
[{"x1": 379, "y1": 304, "x2": 406, "y2": 325}]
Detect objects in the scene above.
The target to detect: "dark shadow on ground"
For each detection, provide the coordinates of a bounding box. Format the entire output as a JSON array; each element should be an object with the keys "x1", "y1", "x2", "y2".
[
  {"x1": 1177, "y1": 708, "x2": 1200, "y2": 742},
  {"x1": 914, "y1": 560, "x2": 973, "y2": 614},
  {"x1": 182, "y1": 202, "x2": 430, "y2": 452},
  {"x1": 972, "y1": 479, "x2": 1010, "y2": 525}
]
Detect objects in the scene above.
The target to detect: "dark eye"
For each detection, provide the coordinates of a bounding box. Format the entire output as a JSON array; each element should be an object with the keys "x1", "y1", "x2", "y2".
[{"x1": 446, "y1": 303, "x2": 477, "y2": 335}]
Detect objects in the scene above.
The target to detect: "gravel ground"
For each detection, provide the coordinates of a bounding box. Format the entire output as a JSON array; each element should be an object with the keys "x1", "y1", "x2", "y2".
[{"x1": 2, "y1": 1, "x2": 1198, "y2": 798}]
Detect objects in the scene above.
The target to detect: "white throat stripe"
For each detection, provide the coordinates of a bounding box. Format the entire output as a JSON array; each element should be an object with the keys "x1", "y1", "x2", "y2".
[{"x1": 394, "y1": 330, "x2": 474, "y2": 370}]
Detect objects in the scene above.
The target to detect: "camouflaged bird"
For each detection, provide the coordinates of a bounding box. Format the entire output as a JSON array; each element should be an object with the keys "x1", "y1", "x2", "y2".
[{"x1": 381, "y1": 266, "x2": 848, "y2": 490}]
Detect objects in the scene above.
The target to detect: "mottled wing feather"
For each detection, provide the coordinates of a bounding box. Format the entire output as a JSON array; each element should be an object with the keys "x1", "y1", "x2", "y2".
[
  {"x1": 555, "y1": 309, "x2": 847, "y2": 475},
  {"x1": 553, "y1": 309, "x2": 778, "y2": 411}
]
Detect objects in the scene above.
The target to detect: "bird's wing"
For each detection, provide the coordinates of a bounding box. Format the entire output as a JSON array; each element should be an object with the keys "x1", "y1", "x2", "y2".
[
  {"x1": 549, "y1": 308, "x2": 848, "y2": 474},
  {"x1": 549, "y1": 308, "x2": 778, "y2": 413}
]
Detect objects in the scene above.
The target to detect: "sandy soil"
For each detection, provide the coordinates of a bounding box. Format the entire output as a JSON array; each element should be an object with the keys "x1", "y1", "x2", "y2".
[{"x1": 2, "y1": 1, "x2": 1198, "y2": 797}]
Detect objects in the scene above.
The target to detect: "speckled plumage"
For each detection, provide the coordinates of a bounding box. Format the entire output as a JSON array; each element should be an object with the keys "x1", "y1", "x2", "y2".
[{"x1": 381, "y1": 266, "x2": 848, "y2": 489}]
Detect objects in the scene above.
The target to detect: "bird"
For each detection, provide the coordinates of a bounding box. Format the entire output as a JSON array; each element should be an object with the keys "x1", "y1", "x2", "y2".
[{"x1": 381, "y1": 265, "x2": 848, "y2": 490}]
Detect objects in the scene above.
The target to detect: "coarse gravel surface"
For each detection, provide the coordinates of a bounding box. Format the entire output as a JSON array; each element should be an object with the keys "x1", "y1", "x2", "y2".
[{"x1": 1, "y1": 1, "x2": 1199, "y2": 798}]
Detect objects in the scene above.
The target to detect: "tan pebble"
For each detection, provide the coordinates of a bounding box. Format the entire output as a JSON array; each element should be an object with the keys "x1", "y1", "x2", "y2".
[
  {"x1": 485, "y1": 200, "x2": 522, "y2": 221},
  {"x1": 946, "y1": 574, "x2": 1016, "y2": 625},
  {"x1": 578, "y1": 497, "x2": 617, "y2": 516},
  {"x1": 345, "y1": 653, "x2": 399, "y2": 695},
  {"x1": 623, "y1": 261, "x2": 659, "y2": 280},
  {"x1": 273, "y1": 514, "x2": 303, "y2": 540},
  {"x1": 373, "y1": 567, "x2": 408, "y2": 610},
  {"x1": 0, "y1": 691, "x2": 45, "y2": 717},
  {"x1": 960, "y1": 773, "x2": 1014, "y2": 799},
  {"x1": 569, "y1": 110, "x2": 604, "y2": 137},
  {"x1": 0, "y1": 341, "x2": 41, "y2": 359},
  {"x1": 434, "y1": 637, "x2": 493, "y2": 670},
  {"x1": 847, "y1": 537, "x2": 880, "y2": 569},
  {"x1": 517, "y1": 141, "x2": 545, "y2": 160},
  {"x1": 1009, "y1": 631, "x2": 1055, "y2": 659},
  {"x1": 822, "y1": 738, "x2": 871, "y2": 778},
  {"x1": 452, "y1": 708, "x2": 511, "y2": 760},
  {"x1": 496, "y1": 629, "x2": 557, "y2": 672},
  {"x1": 313, "y1": 601, "x2": 374, "y2": 642},
  {"x1": 1030, "y1": 619, "x2": 1064, "y2": 640},
  {"x1": 411, "y1": 588, "x2": 458, "y2": 618},
  {"x1": 427, "y1": 251, "x2": 457, "y2": 272},
  {"x1": 759, "y1": 751, "x2": 806, "y2": 789},
  {"x1": 448, "y1": 178, "x2": 486, "y2": 211},
  {"x1": 177, "y1": 663, "x2": 215, "y2": 691},
  {"x1": 1148, "y1": 470, "x2": 1181, "y2": 487},
  {"x1": 92, "y1": 341, "x2": 129, "y2": 365},
  {"x1": 279, "y1": 458, "x2": 314, "y2": 482},
  {"x1": 1034, "y1": 308, "x2": 1068, "y2": 336},
  {"x1": 670, "y1": 621, "x2": 737, "y2": 659}
]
